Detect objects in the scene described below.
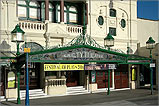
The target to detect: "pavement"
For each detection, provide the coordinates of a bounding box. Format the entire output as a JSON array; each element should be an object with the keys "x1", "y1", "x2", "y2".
[{"x1": 0, "y1": 88, "x2": 158, "y2": 106}]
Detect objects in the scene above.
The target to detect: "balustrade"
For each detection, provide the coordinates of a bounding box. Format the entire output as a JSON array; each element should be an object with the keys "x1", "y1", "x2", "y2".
[
  {"x1": 66, "y1": 25, "x2": 83, "y2": 34},
  {"x1": 46, "y1": 78, "x2": 66, "y2": 87},
  {"x1": 19, "y1": 21, "x2": 45, "y2": 31}
]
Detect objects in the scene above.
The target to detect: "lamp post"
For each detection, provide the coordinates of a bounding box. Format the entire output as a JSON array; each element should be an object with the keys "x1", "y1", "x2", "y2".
[
  {"x1": 104, "y1": 33, "x2": 114, "y2": 95},
  {"x1": 11, "y1": 24, "x2": 25, "y2": 104},
  {"x1": 146, "y1": 37, "x2": 155, "y2": 95}
]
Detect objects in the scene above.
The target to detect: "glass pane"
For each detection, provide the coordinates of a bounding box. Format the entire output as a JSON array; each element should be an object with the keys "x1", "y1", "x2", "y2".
[
  {"x1": 69, "y1": 6, "x2": 76, "y2": 12},
  {"x1": 110, "y1": 9, "x2": 116, "y2": 17},
  {"x1": 64, "y1": 6, "x2": 67, "y2": 11},
  {"x1": 58, "y1": 11, "x2": 60, "y2": 22},
  {"x1": 98, "y1": 16, "x2": 104, "y2": 25},
  {"x1": 64, "y1": 12, "x2": 67, "y2": 23},
  {"x1": 18, "y1": 6, "x2": 27, "y2": 17},
  {"x1": 49, "y1": 3, "x2": 54, "y2": 9},
  {"x1": 29, "y1": 8, "x2": 38, "y2": 19},
  {"x1": 30, "y1": 1, "x2": 38, "y2": 6},
  {"x1": 49, "y1": 11, "x2": 53, "y2": 22},
  {"x1": 69, "y1": 13, "x2": 77, "y2": 23},
  {"x1": 18, "y1": 0, "x2": 26, "y2": 5},
  {"x1": 58, "y1": 5, "x2": 60, "y2": 10},
  {"x1": 37, "y1": 8, "x2": 40, "y2": 20},
  {"x1": 109, "y1": 27, "x2": 116, "y2": 36}
]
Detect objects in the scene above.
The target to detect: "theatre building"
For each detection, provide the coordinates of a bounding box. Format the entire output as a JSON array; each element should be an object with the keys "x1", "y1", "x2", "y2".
[{"x1": 0, "y1": 0, "x2": 157, "y2": 100}]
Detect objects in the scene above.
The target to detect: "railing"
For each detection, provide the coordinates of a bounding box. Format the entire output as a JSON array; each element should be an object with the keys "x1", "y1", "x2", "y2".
[
  {"x1": 19, "y1": 21, "x2": 45, "y2": 31},
  {"x1": 66, "y1": 24, "x2": 83, "y2": 34},
  {"x1": 46, "y1": 78, "x2": 66, "y2": 87},
  {"x1": 19, "y1": 21, "x2": 83, "y2": 35}
]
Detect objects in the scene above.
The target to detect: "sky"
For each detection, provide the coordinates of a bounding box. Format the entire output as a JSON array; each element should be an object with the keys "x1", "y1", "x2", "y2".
[{"x1": 137, "y1": 0, "x2": 159, "y2": 20}]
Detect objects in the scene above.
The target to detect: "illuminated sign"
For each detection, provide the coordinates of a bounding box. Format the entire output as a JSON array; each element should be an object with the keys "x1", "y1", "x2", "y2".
[{"x1": 44, "y1": 64, "x2": 84, "y2": 71}]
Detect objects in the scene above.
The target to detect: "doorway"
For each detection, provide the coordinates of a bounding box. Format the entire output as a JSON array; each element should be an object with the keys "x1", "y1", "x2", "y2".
[
  {"x1": 66, "y1": 71, "x2": 80, "y2": 87},
  {"x1": 20, "y1": 63, "x2": 40, "y2": 90},
  {"x1": 114, "y1": 65, "x2": 128, "y2": 89},
  {"x1": 96, "y1": 70, "x2": 112, "y2": 89}
]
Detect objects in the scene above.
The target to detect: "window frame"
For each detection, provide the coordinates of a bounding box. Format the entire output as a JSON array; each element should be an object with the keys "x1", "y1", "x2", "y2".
[
  {"x1": 18, "y1": 0, "x2": 41, "y2": 21},
  {"x1": 55, "y1": 2, "x2": 78, "y2": 25},
  {"x1": 109, "y1": 9, "x2": 116, "y2": 17},
  {"x1": 40, "y1": 2, "x2": 54, "y2": 22},
  {"x1": 109, "y1": 27, "x2": 116, "y2": 36}
]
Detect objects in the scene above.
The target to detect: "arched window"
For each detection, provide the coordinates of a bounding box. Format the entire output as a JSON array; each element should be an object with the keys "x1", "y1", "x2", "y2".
[
  {"x1": 29, "y1": 1, "x2": 40, "y2": 20},
  {"x1": 57, "y1": 5, "x2": 67, "y2": 23},
  {"x1": 56, "y1": 4, "x2": 78, "y2": 24},
  {"x1": 41, "y1": 2, "x2": 54, "y2": 22},
  {"x1": 18, "y1": 0, "x2": 40, "y2": 21},
  {"x1": 18, "y1": 0, "x2": 27, "y2": 18},
  {"x1": 49, "y1": 3, "x2": 54, "y2": 22},
  {"x1": 110, "y1": 9, "x2": 116, "y2": 17}
]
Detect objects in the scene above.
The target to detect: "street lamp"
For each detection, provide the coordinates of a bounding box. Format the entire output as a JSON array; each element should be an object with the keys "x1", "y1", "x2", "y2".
[
  {"x1": 11, "y1": 24, "x2": 25, "y2": 104},
  {"x1": 104, "y1": 33, "x2": 114, "y2": 95},
  {"x1": 146, "y1": 37, "x2": 155, "y2": 95},
  {"x1": 104, "y1": 33, "x2": 114, "y2": 50}
]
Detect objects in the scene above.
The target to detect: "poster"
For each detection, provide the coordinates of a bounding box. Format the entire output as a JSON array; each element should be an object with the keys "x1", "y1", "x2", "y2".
[
  {"x1": 131, "y1": 68, "x2": 136, "y2": 81},
  {"x1": 8, "y1": 72, "x2": 15, "y2": 88},
  {"x1": 91, "y1": 71, "x2": 96, "y2": 83}
]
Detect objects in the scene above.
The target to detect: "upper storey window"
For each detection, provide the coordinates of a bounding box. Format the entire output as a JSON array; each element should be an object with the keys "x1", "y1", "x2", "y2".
[
  {"x1": 110, "y1": 9, "x2": 116, "y2": 17},
  {"x1": 69, "y1": 6, "x2": 77, "y2": 23},
  {"x1": 57, "y1": 5, "x2": 67, "y2": 23},
  {"x1": 56, "y1": 3, "x2": 78, "y2": 24},
  {"x1": 41, "y1": 2, "x2": 54, "y2": 22},
  {"x1": 18, "y1": 1, "x2": 27, "y2": 18},
  {"x1": 18, "y1": 0, "x2": 40, "y2": 21}
]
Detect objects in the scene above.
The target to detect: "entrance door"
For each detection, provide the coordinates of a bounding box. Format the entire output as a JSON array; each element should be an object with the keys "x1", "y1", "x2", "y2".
[
  {"x1": 96, "y1": 71, "x2": 112, "y2": 89},
  {"x1": 20, "y1": 63, "x2": 40, "y2": 90},
  {"x1": 66, "y1": 71, "x2": 79, "y2": 87},
  {"x1": 115, "y1": 65, "x2": 128, "y2": 89}
]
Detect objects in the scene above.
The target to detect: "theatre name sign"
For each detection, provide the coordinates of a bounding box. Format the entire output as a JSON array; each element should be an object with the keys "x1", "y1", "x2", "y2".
[{"x1": 29, "y1": 48, "x2": 126, "y2": 62}]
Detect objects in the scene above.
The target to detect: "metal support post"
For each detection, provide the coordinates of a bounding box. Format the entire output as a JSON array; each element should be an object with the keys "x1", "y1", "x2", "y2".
[
  {"x1": 25, "y1": 52, "x2": 29, "y2": 106},
  {"x1": 107, "y1": 47, "x2": 110, "y2": 95},
  {"x1": 107, "y1": 69, "x2": 110, "y2": 95},
  {"x1": 16, "y1": 42, "x2": 21, "y2": 104},
  {"x1": 150, "y1": 49, "x2": 153, "y2": 95}
]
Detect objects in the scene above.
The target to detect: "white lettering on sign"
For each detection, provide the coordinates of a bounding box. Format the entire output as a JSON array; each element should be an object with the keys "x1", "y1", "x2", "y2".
[
  {"x1": 63, "y1": 51, "x2": 104, "y2": 59},
  {"x1": 108, "y1": 64, "x2": 116, "y2": 69},
  {"x1": 150, "y1": 63, "x2": 155, "y2": 67}
]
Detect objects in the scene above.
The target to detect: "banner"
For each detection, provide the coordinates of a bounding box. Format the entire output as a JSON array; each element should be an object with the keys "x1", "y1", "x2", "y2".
[{"x1": 44, "y1": 64, "x2": 84, "y2": 71}]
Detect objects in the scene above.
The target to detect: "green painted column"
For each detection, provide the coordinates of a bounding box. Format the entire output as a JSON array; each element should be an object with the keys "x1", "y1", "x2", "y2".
[
  {"x1": 107, "y1": 47, "x2": 110, "y2": 95},
  {"x1": 16, "y1": 43, "x2": 21, "y2": 104},
  {"x1": 150, "y1": 49, "x2": 153, "y2": 95},
  {"x1": 82, "y1": 3, "x2": 86, "y2": 35},
  {"x1": 107, "y1": 69, "x2": 110, "y2": 95}
]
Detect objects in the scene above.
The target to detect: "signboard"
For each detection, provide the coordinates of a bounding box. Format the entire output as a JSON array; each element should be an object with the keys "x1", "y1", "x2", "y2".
[
  {"x1": 44, "y1": 64, "x2": 84, "y2": 71},
  {"x1": 29, "y1": 48, "x2": 126, "y2": 62},
  {"x1": 128, "y1": 60, "x2": 150, "y2": 63},
  {"x1": 24, "y1": 48, "x2": 31, "y2": 53},
  {"x1": 85, "y1": 64, "x2": 107, "y2": 70},
  {"x1": 108, "y1": 64, "x2": 116, "y2": 69},
  {"x1": 150, "y1": 63, "x2": 155, "y2": 67}
]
